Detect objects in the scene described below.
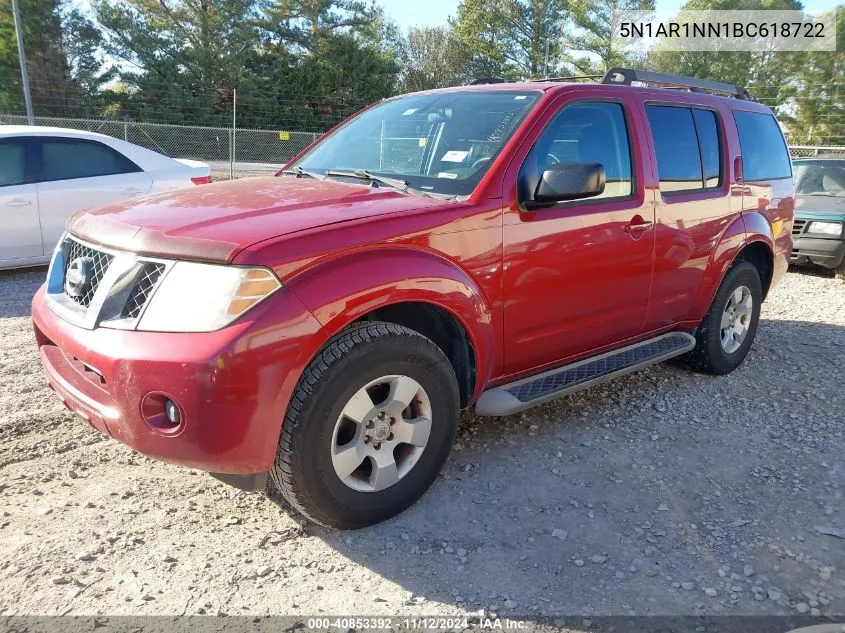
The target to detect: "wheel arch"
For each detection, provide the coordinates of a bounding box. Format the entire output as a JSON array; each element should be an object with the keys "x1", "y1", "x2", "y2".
[
  {"x1": 354, "y1": 301, "x2": 477, "y2": 408},
  {"x1": 735, "y1": 240, "x2": 775, "y2": 299},
  {"x1": 692, "y1": 213, "x2": 774, "y2": 319},
  {"x1": 283, "y1": 247, "x2": 496, "y2": 407}
]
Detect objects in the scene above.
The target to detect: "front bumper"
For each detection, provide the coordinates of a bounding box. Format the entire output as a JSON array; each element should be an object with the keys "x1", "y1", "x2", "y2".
[
  {"x1": 32, "y1": 284, "x2": 325, "y2": 474},
  {"x1": 791, "y1": 236, "x2": 845, "y2": 269}
]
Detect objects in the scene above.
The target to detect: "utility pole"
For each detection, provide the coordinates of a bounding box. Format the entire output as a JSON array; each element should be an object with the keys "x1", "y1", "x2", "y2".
[{"x1": 11, "y1": 0, "x2": 35, "y2": 125}]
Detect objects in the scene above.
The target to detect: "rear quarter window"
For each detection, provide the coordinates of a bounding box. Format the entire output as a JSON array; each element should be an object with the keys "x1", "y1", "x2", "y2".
[
  {"x1": 732, "y1": 111, "x2": 791, "y2": 181},
  {"x1": 0, "y1": 141, "x2": 26, "y2": 187},
  {"x1": 40, "y1": 139, "x2": 141, "y2": 182}
]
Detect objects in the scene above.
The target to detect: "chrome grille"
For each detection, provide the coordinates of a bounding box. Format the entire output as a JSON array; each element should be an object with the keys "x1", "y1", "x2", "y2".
[
  {"x1": 46, "y1": 233, "x2": 172, "y2": 330},
  {"x1": 62, "y1": 238, "x2": 114, "y2": 307},
  {"x1": 121, "y1": 263, "x2": 165, "y2": 319},
  {"x1": 792, "y1": 219, "x2": 807, "y2": 236}
]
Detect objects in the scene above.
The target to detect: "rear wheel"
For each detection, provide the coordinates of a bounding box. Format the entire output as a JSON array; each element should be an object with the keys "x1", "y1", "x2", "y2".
[
  {"x1": 270, "y1": 322, "x2": 460, "y2": 529},
  {"x1": 683, "y1": 261, "x2": 763, "y2": 375}
]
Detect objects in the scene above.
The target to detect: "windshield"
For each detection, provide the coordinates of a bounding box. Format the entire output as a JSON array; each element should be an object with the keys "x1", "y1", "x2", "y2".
[
  {"x1": 794, "y1": 160, "x2": 845, "y2": 196},
  {"x1": 292, "y1": 90, "x2": 542, "y2": 196}
]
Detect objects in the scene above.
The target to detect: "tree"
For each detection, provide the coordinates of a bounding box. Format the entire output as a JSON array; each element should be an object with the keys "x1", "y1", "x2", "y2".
[
  {"x1": 259, "y1": 0, "x2": 400, "y2": 130},
  {"x1": 453, "y1": 0, "x2": 570, "y2": 80},
  {"x1": 93, "y1": 0, "x2": 266, "y2": 124},
  {"x1": 0, "y1": 0, "x2": 98, "y2": 116},
  {"x1": 565, "y1": 0, "x2": 654, "y2": 74},
  {"x1": 780, "y1": 6, "x2": 844, "y2": 145},
  {"x1": 399, "y1": 26, "x2": 471, "y2": 92},
  {"x1": 266, "y1": 0, "x2": 377, "y2": 56},
  {"x1": 647, "y1": 0, "x2": 806, "y2": 125}
]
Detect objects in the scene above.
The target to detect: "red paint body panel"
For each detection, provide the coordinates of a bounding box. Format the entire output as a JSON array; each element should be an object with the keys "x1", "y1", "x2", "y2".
[
  {"x1": 32, "y1": 284, "x2": 326, "y2": 473},
  {"x1": 32, "y1": 81, "x2": 794, "y2": 475},
  {"x1": 67, "y1": 177, "x2": 445, "y2": 262}
]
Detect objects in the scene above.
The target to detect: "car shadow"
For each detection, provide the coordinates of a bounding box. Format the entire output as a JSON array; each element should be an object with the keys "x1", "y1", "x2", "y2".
[
  {"x1": 789, "y1": 263, "x2": 837, "y2": 279},
  {"x1": 271, "y1": 317, "x2": 845, "y2": 618},
  {"x1": 0, "y1": 267, "x2": 46, "y2": 319}
]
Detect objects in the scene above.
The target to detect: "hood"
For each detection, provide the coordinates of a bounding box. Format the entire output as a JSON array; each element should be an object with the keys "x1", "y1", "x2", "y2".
[
  {"x1": 795, "y1": 194, "x2": 845, "y2": 219},
  {"x1": 67, "y1": 176, "x2": 444, "y2": 262}
]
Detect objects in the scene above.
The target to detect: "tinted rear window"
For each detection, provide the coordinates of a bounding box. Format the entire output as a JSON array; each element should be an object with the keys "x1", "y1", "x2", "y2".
[
  {"x1": 40, "y1": 139, "x2": 139, "y2": 182},
  {"x1": 693, "y1": 109, "x2": 721, "y2": 188},
  {"x1": 732, "y1": 111, "x2": 791, "y2": 181},
  {"x1": 647, "y1": 105, "x2": 703, "y2": 193}
]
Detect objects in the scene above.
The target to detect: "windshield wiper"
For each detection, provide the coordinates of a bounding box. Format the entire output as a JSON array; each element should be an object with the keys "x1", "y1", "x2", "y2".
[
  {"x1": 324, "y1": 169, "x2": 437, "y2": 198},
  {"x1": 280, "y1": 166, "x2": 325, "y2": 180},
  {"x1": 325, "y1": 169, "x2": 408, "y2": 191}
]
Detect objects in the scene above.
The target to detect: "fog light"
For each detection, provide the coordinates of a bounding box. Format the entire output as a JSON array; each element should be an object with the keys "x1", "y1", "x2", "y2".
[
  {"x1": 165, "y1": 399, "x2": 181, "y2": 424},
  {"x1": 141, "y1": 393, "x2": 183, "y2": 435}
]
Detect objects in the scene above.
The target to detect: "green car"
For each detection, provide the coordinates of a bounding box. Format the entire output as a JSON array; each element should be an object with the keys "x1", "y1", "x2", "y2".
[{"x1": 791, "y1": 155, "x2": 845, "y2": 280}]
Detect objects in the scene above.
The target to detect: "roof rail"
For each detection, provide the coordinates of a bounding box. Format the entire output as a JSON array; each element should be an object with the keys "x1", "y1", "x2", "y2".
[
  {"x1": 532, "y1": 74, "x2": 603, "y2": 83},
  {"x1": 468, "y1": 77, "x2": 505, "y2": 85},
  {"x1": 601, "y1": 67, "x2": 751, "y2": 100}
]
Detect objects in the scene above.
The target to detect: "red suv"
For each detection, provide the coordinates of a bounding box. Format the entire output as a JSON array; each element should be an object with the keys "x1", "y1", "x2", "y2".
[{"x1": 32, "y1": 69, "x2": 794, "y2": 528}]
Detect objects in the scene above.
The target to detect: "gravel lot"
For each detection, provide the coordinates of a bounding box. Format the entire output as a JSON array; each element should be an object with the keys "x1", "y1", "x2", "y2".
[{"x1": 1, "y1": 266, "x2": 844, "y2": 619}]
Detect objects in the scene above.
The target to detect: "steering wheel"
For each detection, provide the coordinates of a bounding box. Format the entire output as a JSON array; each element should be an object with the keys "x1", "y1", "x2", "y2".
[
  {"x1": 472, "y1": 157, "x2": 492, "y2": 170},
  {"x1": 546, "y1": 153, "x2": 560, "y2": 165}
]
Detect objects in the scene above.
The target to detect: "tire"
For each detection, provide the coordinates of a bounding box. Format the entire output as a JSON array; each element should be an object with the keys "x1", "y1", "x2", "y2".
[
  {"x1": 835, "y1": 259, "x2": 845, "y2": 281},
  {"x1": 683, "y1": 260, "x2": 763, "y2": 375},
  {"x1": 270, "y1": 322, "x2": 460, "y2": 529}
]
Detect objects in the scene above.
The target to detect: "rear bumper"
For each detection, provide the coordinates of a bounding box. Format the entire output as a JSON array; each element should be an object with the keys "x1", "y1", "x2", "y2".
[
  {"x1": 791, "y1": 236, "x2": 845, "y2": 269},
  {"x1": 32, "y1": 284, "x2": 326, "y2": 474}
]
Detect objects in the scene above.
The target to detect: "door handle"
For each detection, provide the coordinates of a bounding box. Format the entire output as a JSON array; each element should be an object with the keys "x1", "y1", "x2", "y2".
[
  {"x1": 122, "y1": 188, "x2": 145, "y2": 196},
  {"x1": 624, "y1": 219, "x2": 653, "y2": 234},
  {"x1": 7, "y1": 198, "x2": 32, "y2": 208}
]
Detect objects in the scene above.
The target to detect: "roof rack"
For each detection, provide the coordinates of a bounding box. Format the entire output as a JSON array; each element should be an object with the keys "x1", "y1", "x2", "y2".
[
  {"x1": 532, "y1": 74, "x2": 603, "y2": 83},
  {"x1": 601, "y1": 67, "x2": 750, "y2": 100}
]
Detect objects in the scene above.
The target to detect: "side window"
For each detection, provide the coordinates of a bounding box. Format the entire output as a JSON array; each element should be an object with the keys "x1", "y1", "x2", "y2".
[
  {"x1": 0, "y1": 141, "x2": 27, "y2": 187},
  {"x1": 521, "y1": 101, "x2": 633, "y2": 201},
  {"x1": 40, "y1": 139, "x2": 140, "y2": 182},
  {"x1": 693, "y1": 109, "x2": 721, "y2": 188},
  {"x1": 647, "y1": 105, "x2": 703, "y2": 193},
  {"x1": 732, "y1": 110, "x2": 792, "y2": 181}
]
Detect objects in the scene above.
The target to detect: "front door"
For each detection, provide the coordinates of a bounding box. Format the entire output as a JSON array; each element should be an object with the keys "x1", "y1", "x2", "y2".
[
  {"x1": 503, "y1": 99, "x2": 655, "y2": 376},
  {"x1": 0, "y1": 138, "x2": 41, "y2": 264}
]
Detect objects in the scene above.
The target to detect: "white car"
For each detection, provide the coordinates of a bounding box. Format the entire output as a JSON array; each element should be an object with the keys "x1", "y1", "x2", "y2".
[{"x1": 0, "y1": 126, "x2": 211, "y2": 269}]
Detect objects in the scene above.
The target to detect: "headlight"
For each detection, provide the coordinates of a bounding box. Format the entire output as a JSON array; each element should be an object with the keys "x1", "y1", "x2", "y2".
[
  {"x1": 137, "y1": 262, "x2": 281, "y2": 332},
  {"x1": 806, "y1": 221, "x2": 843, "y2": 237}
]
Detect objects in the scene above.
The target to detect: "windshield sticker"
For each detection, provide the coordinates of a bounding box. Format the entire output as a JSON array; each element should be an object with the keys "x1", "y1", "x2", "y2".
[
  {"x1": 514, "y1": 95, "x2": 527, "y2": 100},
  {"x1": 402, "y1": 108, "x2": 419, "y2": 115},
  {"x1": 437, "y1": 172, "x2": 458, "y2": 179},
  {"x1": 441, "y1": 150, "x2": 469, "y2": 163},
  {"x1": 418, "y1": 138, "x2": 427, "y2": 147}
]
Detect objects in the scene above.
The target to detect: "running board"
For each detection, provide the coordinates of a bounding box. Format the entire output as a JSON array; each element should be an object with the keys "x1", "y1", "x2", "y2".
[{"x1": 475, "y1": 332, "x2": 696, "y2": 416}]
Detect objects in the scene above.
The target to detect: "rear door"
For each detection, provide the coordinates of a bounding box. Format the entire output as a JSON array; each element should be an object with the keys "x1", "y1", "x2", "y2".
[
  {"x1": 34, "y1": 137, "x2": 153, "y2": 253},
  {"x1": 643, "y1": 102, "x2": 735, "y2": 329},
  {"x1": 0, "y1": 137, "x2": 41, "y2": 263}
]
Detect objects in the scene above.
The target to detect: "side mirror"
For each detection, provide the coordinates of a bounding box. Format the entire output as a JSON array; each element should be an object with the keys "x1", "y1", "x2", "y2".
[{"x1": 527, "y1": 161, "x2": 606, "y2": 209}]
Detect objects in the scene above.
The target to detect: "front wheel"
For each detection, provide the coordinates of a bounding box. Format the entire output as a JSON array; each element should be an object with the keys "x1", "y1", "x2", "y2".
[
  {"x1": 270, "y1": 322, "x2": 460, "y2": 529},
  {"x1": 835, "y1": 258, "x2": 845, "y2": 281},
  {"x1": 683, "y1": 261, "x2": 763, "y2": 375}
]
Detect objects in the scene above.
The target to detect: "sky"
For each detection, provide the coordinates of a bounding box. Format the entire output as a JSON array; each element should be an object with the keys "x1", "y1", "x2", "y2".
[{"x1": 378, "y1": 0, "x2": 842, "y2": 32}]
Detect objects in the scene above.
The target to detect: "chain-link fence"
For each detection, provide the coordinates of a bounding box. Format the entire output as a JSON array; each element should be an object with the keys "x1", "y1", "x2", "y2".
[
  {"x1": 0, "y1": 114, "x2": 320, "y2": 180},
  {"x1": 789, "y1": 145, "x2": 845, "y2": 158},
  {"x1": 2, "y1": 114, "x2": 844, "y2": 180}
]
